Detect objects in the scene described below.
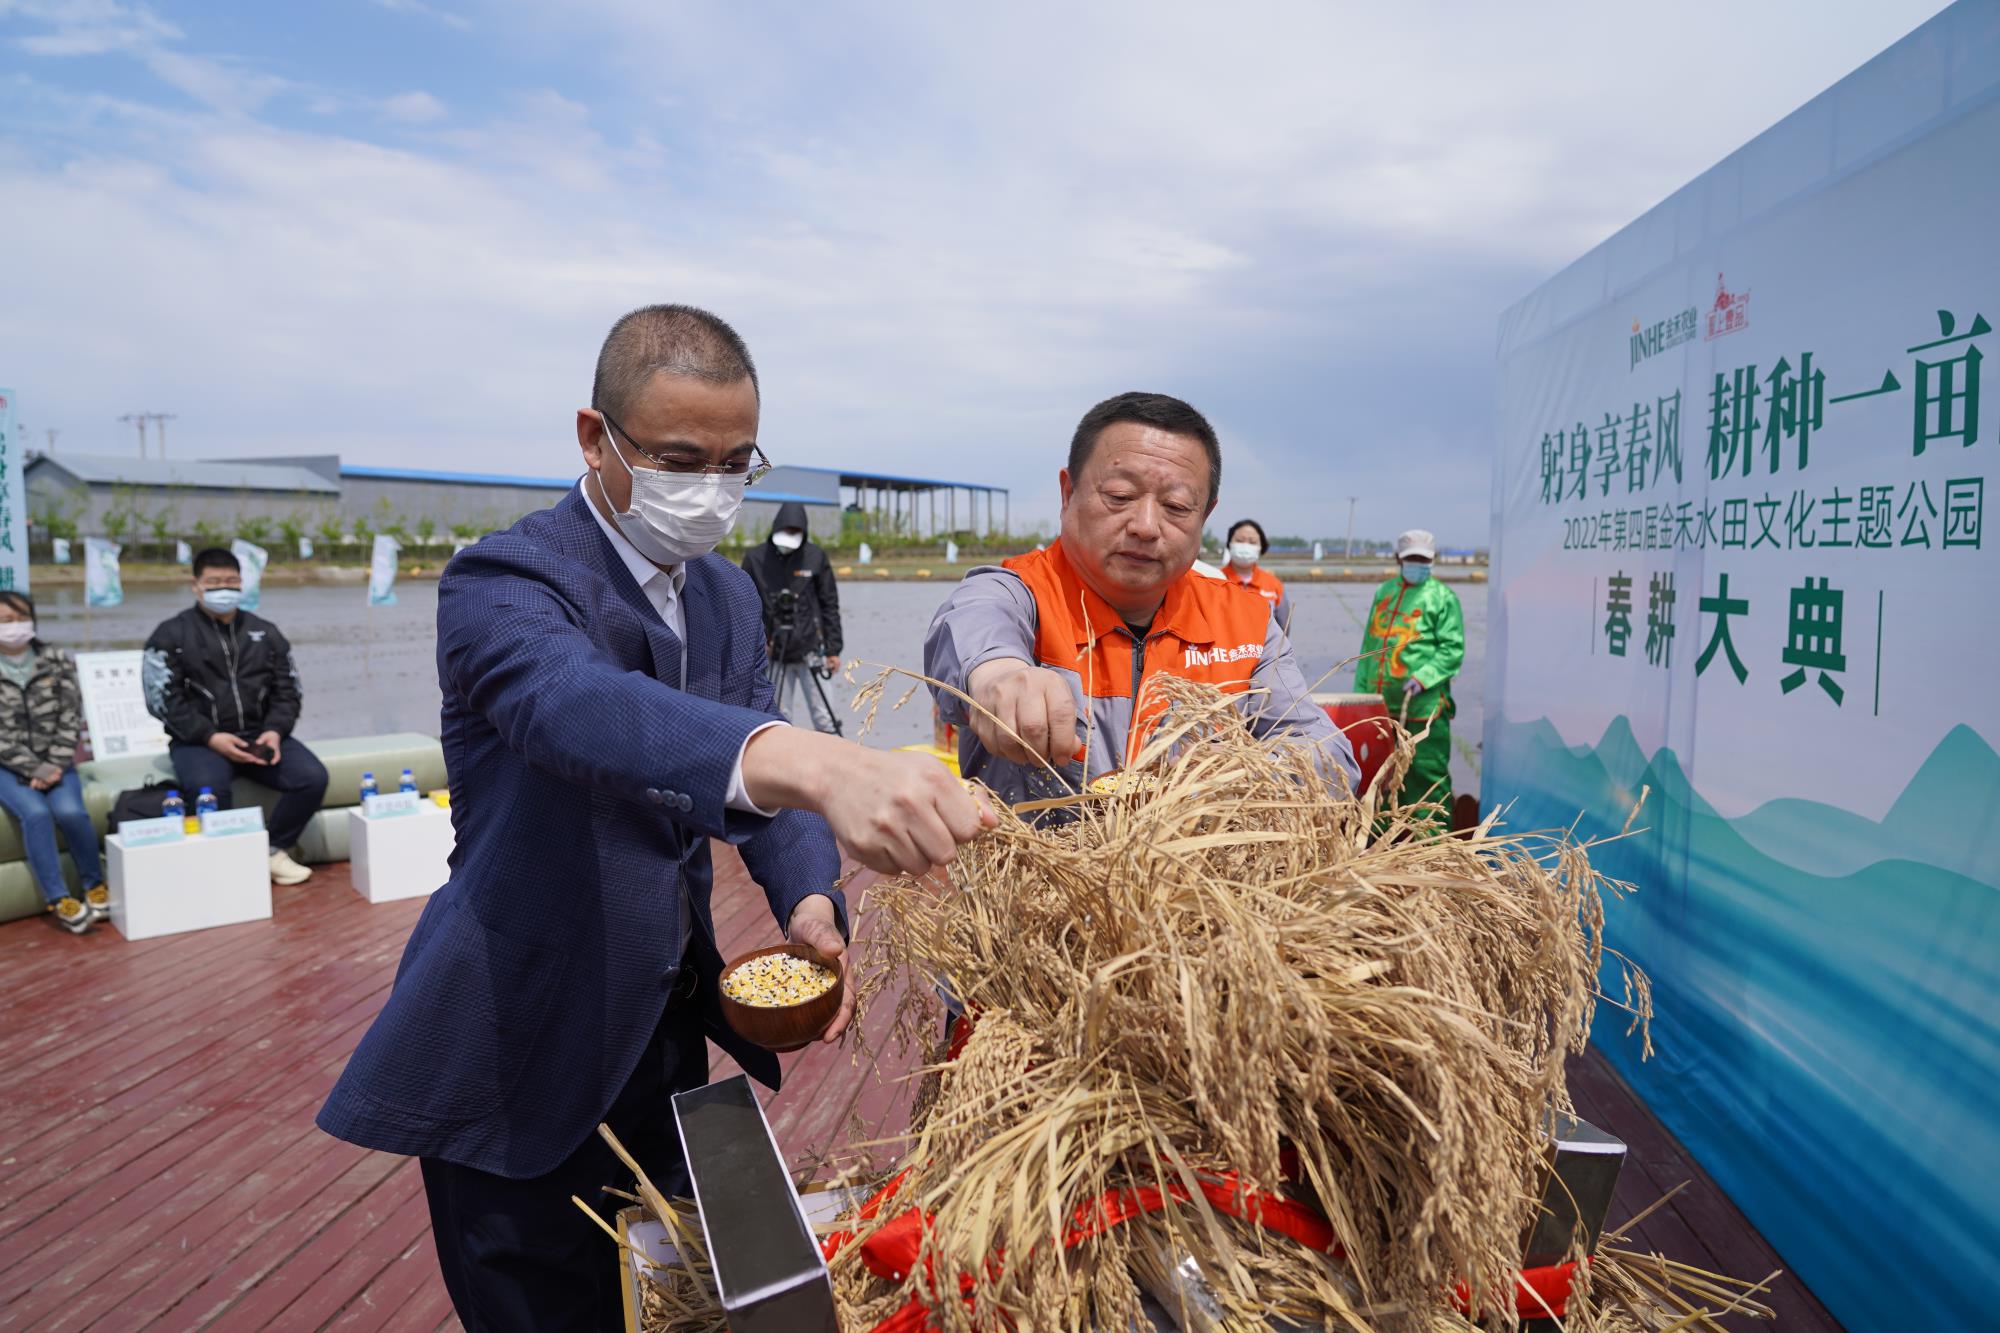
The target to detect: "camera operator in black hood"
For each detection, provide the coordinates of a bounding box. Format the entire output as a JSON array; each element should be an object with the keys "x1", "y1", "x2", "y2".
[{"x1": 740, "y1": 501, "x2": 844, "y2": 733}]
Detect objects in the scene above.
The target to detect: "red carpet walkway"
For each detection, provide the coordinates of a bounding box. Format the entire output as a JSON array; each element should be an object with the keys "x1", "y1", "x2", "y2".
[{"x1": 0, "y1": 851, "x2": 1838, "y2": 1330}]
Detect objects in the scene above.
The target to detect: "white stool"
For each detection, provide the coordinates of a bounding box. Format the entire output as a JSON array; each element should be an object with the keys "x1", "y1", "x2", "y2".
[
  {"x1": 107, "y1": 829, "x2": 273, "y2": 941},
  {"x1": 347, "y1": 801, "x2": 454, "y2": 904}
]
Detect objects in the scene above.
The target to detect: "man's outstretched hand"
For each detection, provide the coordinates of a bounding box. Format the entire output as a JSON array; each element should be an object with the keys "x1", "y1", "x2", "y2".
[
  {"x1": 743, "y1": 727, "x2": 995, "y2": 877},
  {"x1": 966, "y1": 658, "x2": 1079, "y2": 768}
]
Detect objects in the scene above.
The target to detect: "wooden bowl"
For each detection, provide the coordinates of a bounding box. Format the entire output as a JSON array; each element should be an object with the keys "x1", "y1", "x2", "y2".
[{"x1": 717, "y1": 942, "x2": 844, "y2": 1054}]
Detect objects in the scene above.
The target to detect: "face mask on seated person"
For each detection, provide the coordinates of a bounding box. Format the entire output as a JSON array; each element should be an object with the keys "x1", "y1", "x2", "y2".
[
  {"x1": 771, "y1": 530, "x2": 805, "y2": 553},
  {"x1": 597, "y1": 425, "x2": 746, "y2": 566},
  {"x1": 1401, "y1": 560, "x2": 1431, "y2": 585},
  {"x1": 201, "y1": 589, "x2": 244, "y2": 613},
  {"x1": 1228, "y1": 541, "x2": 1261, "y2": 568}
]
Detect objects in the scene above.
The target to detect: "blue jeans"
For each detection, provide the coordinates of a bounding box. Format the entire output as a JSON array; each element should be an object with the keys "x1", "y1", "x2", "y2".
[{"x1": 0, "y1": 767, "x2": 105, "y2": 904}]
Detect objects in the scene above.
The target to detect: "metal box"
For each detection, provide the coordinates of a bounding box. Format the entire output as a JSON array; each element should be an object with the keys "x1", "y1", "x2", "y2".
[
  {"x1": 672, "y1": 1074, "x2": 839, "y2": 1333},
  {"x1": 1524, "y1": 1113, "x2": 1627, "y2": 1267}
]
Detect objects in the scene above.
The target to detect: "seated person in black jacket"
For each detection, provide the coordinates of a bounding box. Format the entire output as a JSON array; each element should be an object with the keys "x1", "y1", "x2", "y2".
[{"x1": 142, "y1": 547, "x2": 329, "y2": 886}]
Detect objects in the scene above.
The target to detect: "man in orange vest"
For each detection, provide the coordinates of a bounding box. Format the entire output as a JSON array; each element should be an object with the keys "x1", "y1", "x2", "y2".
[{"x1": 925, "y1": 392, "x2": 1357, "y2": 805}]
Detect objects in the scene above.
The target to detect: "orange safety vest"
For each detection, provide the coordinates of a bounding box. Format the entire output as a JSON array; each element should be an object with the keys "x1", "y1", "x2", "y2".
[
  {"x1": 1001, "y1": 540, "x2": 1273, "y2": 766},
  {"x1": 1221, "y1": 561, "x2": 1285, "y2": 610}
]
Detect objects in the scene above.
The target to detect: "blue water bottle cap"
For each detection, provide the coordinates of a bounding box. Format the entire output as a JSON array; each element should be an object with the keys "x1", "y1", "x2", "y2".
[
  {"x1": 166, "y1": 788, "x2": 180, "y2": 797},
  {"x1": 363, "y1": 772, "x2": 375, "y2": 779},
  {"x1": 199, "y1": 786, "x2": 213, "y2": 794}
]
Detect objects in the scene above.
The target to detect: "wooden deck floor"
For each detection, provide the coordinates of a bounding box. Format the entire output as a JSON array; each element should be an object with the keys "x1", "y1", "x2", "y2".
[{"x1": 0, "y1": 850, "x2": 1839, "y2": 1330}]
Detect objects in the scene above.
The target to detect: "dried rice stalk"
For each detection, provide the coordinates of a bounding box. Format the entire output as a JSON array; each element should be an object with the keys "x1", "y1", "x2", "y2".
[
  {"x1": 832, "y1": 675, "x2": 1650, "y2": 1330},
  {"x1": 625, "y1": 675, "x2": 1756, "y2": 1331}
]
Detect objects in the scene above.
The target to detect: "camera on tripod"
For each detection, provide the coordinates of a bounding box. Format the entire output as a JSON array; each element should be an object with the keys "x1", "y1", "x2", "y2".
[
  {"x1": 762, "y1": 582, "x2": 843, "y2": 733},
  {"x1": 766, "y1": 587, "x2": 831, "y2": 677}
]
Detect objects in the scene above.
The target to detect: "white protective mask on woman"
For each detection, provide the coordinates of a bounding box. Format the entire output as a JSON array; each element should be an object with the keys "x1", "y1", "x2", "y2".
[
  {"x1": 1228, "y1": 541, "x2": 1261, "y2": 568},
  {"x1": 771, "y1": 530, "x2": 805, "y2": 554},
  {"x1": 596, "y1": 424, "x2": 746, "y2": 566},
  {"x1": 0, "y1": 621, "x2": 33, "y2": 649}
]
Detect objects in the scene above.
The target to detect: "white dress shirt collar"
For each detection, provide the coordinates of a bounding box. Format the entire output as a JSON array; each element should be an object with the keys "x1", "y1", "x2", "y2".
[{"x1": 579, "y1": 477, "x2": 687, "y2": 634}]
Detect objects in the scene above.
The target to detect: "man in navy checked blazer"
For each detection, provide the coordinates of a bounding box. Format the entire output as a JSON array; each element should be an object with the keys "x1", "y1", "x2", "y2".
[{"x1": 319, "y1": 305, "x2": 990, "y2": 1330}]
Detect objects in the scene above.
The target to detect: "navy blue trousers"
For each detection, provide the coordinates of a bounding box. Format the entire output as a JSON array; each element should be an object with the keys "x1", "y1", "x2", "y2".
[
  {"x1": 419, "y1": 997, "x2": 708, "y2": 1332},
  {"x1": 167, "y1": 737, "x2": 329, "y2": 851}
]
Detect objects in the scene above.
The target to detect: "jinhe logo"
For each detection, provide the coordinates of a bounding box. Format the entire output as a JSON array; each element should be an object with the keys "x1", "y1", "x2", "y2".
[
  {"x1": 1705, "y1": 271, "x2": 1750, "y2": 341},
  {"x1": 1183, "y1": 642, "x2": 1264, "y2": 669},
  {"x1": 1629, "y1": 305, "x2": 1699, "y2": 371}
]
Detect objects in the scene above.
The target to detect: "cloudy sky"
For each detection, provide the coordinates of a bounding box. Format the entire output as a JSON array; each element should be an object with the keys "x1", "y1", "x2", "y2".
[{"x1": 0, "y1": 0, "x2": 1952, "y2": 545}]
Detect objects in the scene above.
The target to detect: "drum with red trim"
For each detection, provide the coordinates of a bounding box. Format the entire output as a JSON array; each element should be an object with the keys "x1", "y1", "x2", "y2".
[{"x1": 1313, "y1": 691, "x2": 1393, "y2": 795}]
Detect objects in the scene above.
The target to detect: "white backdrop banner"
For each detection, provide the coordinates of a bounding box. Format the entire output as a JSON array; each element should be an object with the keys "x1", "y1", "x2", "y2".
[{"x1": 1484, "y1": 9, "x2": 1996, "y2": 1330}]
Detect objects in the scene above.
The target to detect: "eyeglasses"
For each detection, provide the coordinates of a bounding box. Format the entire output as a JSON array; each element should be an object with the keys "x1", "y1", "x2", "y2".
[{"x1": 600, "y1": 411, "x2": 772, "y2": 486}]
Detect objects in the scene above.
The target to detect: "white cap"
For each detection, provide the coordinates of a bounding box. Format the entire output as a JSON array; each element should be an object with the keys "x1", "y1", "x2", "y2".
[{"x1": 1395, "y1": 529, "x2": 1437, "y2": 561}]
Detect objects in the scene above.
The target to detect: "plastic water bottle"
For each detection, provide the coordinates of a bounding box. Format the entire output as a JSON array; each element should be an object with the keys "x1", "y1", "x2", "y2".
[
  {"x1": 398, "y1": 768, "x2": 418, "y2": 794},
  {"x1": 161, "y1": 789, "x2": 185, "y2": 821},
  {"x1": 195, "y1": 787, "x2": 219, "y2": 818},
  {"x1": 360, "y1": 772, "x2": 379, "y2": 802}
]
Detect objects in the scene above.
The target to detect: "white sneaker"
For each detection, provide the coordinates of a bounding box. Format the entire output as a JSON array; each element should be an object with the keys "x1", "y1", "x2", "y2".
[{"x1": 269, "y1": 849, "x2": 313, "y2": 885}]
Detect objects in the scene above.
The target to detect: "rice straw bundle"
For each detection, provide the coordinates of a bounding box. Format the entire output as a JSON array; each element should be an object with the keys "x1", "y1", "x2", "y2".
[
  {"x1": 802, "y1": 675, "x2": 1653, "y2": 1330},
  {"x1": 620, "y1": 674, "x2": 1768, "y2": 1330}
]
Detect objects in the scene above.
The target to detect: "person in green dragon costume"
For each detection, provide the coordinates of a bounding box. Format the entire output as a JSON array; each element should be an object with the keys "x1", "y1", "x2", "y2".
[{"x1": 1354, "y1": 529, "x2": 1465, "y2": 829}]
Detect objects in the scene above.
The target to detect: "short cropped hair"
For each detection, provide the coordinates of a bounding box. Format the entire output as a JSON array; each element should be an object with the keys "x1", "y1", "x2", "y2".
[
  {"x1": 591, "y1": 304, "x2": 759, "y2": 419},
  {"x1": 1067, "y1": 392, "x2": 1221, "y2": 506},
  {"x1": 192, "y1": 547, "x2": 240, "y2": 578}
]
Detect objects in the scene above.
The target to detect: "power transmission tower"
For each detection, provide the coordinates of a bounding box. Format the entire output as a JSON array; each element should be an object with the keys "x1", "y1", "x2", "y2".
[
  {"x1": 1344, "y1": 496, "x2": 1358, "y2": 559},
  {"x1": 119, "y1": 414, "x2": 149, "y2": 457},
  {"x1": 145, "y1": 412, "x2": 178, "y2": 457},
  {"x1": 43, "y1": 428, "x2": 58, "y2": 452}
]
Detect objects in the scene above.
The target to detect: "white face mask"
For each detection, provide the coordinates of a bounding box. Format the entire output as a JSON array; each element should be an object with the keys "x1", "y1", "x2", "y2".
[
  {"x1": 596, "y1": 423, "x2": 746, "y2": 566},
  {"x1": 771, "y1": 530, "x2": 805, "y2": 553},
  {"x1": 0, "y1": 621, "x2": 33, "y2": 649},
  {"x1": 1228, "y1": 541, "x2": 1261, "y2": 568}
]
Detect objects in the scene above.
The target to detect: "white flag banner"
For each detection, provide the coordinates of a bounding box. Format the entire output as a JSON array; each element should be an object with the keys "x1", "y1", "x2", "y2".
[
  {"x1": 84, "y1": 537, "x2": 122, "y2": 607},
  {"x1": 369, "y1": 534, "x2": 400, "y2": 606},
  {"x1": 175, "y1": 539, "x2": 192, "y2": 565},
  {"x1": 1313, "y1": 541, "x2": 1324, "y2": 560},
  {"x1": 857, "y1": 541, "x2": 873, "y2": 565},
  {"x1": 944, "y1": 539, "x2": 958, "y2": 565},
  {"x1": 51, "y1": 537, "x2": 70, "y2": 564},
  {"x1": 231, "y1": 539, "x2": 269, "y2": 612},
  {"x1": 0, "y1": 388, "x2": 24, "y2": 594},
  {"x1": 298, "y1": 536, "x2": 314, "y2": 560}
]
